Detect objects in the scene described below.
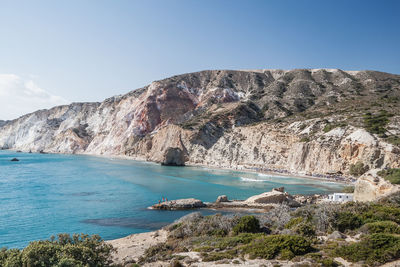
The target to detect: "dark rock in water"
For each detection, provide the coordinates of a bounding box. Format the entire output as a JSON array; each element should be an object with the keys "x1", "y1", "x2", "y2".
[
  {"x1": 152, "y1": 198, "x2": 206, "y2": 210},
  {"x1": 29, "y1": 150, "x2": 32, "y2": 153},
  {"x1": 39, "y1": 150, "x2": 48, "y2": 154},
  {"x1": 161, "y1": 147, "x2": 185, "y2": 166},
  {"x1": 16, "y1": 150, "x2": 22, "y2": 153},
  {"x1": 11, "y1": 158, "x2": 19, "y2": 162}
]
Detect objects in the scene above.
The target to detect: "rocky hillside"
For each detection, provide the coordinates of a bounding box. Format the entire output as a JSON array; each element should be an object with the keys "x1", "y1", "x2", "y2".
[{"x1": 1, "y1": 69, "x2": 400, "y2": 178}]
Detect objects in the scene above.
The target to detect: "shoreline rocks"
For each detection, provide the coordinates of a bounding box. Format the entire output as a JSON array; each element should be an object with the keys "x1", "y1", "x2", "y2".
[
  {"x1": 244, "y1": 188, "x2": 301, "y2": 207},
  {"x1": 152, "y1": 198, "x2": 206, "y2": 210}
]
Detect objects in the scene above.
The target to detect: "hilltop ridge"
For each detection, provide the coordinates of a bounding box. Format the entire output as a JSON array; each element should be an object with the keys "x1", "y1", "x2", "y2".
[{"x1": 0, "y1": 68, "x2": 399, "y2": 178}]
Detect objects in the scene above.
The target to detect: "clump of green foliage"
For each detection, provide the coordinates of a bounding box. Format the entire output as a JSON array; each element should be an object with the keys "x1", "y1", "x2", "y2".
[
  {"x1": 386, "y1": 136, "x2": 400, "y2": 146},
  {"x1": 285, "y1": 217, "x2": 304, "y2": 229},
  {"x1": 300, "y1": 136, "x2": 310, "y2": 142},
  {"x1": 335, "y1": 233, "x2": 400, "y2": 265},
  {"x1": 349, "y1": 161, "x2": 369, "y2": 177},
  {"x1": 341, "y1": 186, "x2": 355, "y2": 193},
  {"x1": 333, "y1": 212, "x2": 362, "y2": 232},
  {"x1": 232, "y1": 216, "x2": 260, "y2": 235},
  {"x1": 378, "y1": 168, "x2": 400, "y2": 185},
  {"x1": 363, "y1": 110, "x2": 392, "y2": 135},
  {"x1": 242, "y1": 235, "x2": 313, "y2": 260},
  {"x1": 323, "y1": 122, "x2": 347, "y2": 133},
  {"x1": 361, "y1": 221, "x2": 400, "y2": 234},
  {"x1": 0, "y1": 234, "x2": 114, "y2": 267},
  {"x1": 285, "y1": 217, "x2": 315, "y2": 237}
]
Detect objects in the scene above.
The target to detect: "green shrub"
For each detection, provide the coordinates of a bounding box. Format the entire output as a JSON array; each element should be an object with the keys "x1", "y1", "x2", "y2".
[
  {"x1": 0, "y1": 248, "x2": 23, "y2": 267},
  {"x1": 362, "y1": 221, "x2": 400, "y2": 234},
  {"x1": 0, "y1": 234, "x2": 113, "y2": 267},
  {"x1": 386, "y1": 136, "x2": 400, "y2": 146},
  {"x1": 378, "y1": 168, "x2": 400, "y2": 184},
  {"x1": 363, "y1": 110, "x2": 392, "y2": 135},
  {"x1": 335, "y1": 233, "x2": 400, "y2": 265},
  {"x1": 201, "y1": 250, "x2": 236, "y2": 261},
  {"x1": 333, "y1": 212, "x2": 362, "y2": 232},
  {"x1": 232, "y1": 216, "x2": 260, "y2": 235},
  {"x1": 358, "y1": 203, "x2": 400, "y2": 224},
  {"x1": 300, "y1": 137, "x2": 310, "y2": 142},
  {"x1": 216, "y1": 233, "x2": 264, "y2": 250},
  {"x1": 242, "y1": 235, "x2": 312, "y2": 260},
  {"x1": 294, "y1": 222, "x2": 316, "y2": 237},
  {"x1": 323, "y1": 122, "x2": 347, "y2": 133},
  {"x1": 349, "y1": 161, "x2": 368, "y2": 177},
  {"x1": 341, "y1": 186, "x2": 355, "y2": 193},
  {"x1": 285, "y1": 217, "x2": 303, "y2": 229}
]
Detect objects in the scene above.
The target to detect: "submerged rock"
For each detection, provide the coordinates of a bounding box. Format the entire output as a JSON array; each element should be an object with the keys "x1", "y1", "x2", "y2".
[
  {"x1": 11, "y1": 158, "x2": 19, "y2": 162},
  {"x1": 152, "y1": 198, "x2": 206, "y2": 210}
]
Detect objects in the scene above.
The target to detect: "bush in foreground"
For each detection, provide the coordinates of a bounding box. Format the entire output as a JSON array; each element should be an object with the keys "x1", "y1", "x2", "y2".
[
  {"x1": 335, "y1": 233, "x2": 400, "y2": 265},
  {"x1": 232, "y1": 215, "x2": 260, "y2": 235},
  {"x1": 0, "y1": 234, "x2": 114, "y2": 267},
  {"x1": 242, "y1": 234, "x2": 313, "y2": 260}
]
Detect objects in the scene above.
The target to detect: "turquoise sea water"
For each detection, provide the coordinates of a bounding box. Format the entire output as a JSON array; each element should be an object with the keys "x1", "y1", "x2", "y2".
[{"x1": 0, "y1": 151, "x2": 343, "y2": 248}]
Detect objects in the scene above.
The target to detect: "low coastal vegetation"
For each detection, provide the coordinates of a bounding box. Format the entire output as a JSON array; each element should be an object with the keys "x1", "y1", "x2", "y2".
[
  {"x1": 0, "y1": 234, "x2": 114, "y2": 267},
  {"x1": 137, "y1": 197, "x2": 400, "y2": 266},
  {"x1": 378, "y1": 168, "x2": 400, "y2": 184},
  {"x1": 4, "y1": 197, "x2": 400, "y2": 266}
]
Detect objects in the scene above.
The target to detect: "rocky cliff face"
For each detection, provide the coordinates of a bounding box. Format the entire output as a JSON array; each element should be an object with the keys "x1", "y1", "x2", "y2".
[{"x1": 1, "y1": 69, "x2": 400, "y2": 178}]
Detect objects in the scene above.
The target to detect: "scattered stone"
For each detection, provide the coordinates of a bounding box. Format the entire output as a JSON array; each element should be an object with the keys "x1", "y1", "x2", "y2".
[
  {"x1": 328, "y1": 231, "x2": 345, "y2": 240},
  {"x1": 152, "y1": 198, "x2": 206, "y2": 210},
  {"x1": 11, "y1": 158, "x2": 19, "y2": 162},
  {"x1": 216, "y1": 195, "x2": 229, "y2": 203}
]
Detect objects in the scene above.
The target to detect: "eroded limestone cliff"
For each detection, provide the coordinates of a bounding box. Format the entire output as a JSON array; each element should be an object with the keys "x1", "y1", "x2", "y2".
[{"x1": 1, "y1": 69, "x2": 399, "y2": 177}]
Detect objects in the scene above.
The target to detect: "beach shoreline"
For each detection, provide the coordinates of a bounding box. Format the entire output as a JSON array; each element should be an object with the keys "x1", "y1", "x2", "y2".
[{"x1": 3, "y1": 148, "x2": 352, "y2": 185}]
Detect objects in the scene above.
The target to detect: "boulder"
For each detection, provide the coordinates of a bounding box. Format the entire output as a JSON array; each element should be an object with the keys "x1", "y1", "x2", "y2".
[
  {"x1": 161, "y1": 147, "x2": 185, "y2": 166},
  {"x1": 216, "y1": 195, "x2": 229, "y2": 203},
  {"x1": 152, "y1": 198, "x2": 206, "y2": 210},
  {"x1": 327, "y1": 231, "x2": 345, "y2": 240},
  {"x1": 245, "y1": 189, "x2": 300, "y2": 207},
  {"x1": 354, "y1": 169, "x2": 400, "y2": 202},
  {"x1": 10, "y1": 158, "x2": 19, "y2": 162},
  {"x1": 273, "y1": 187, "x2": 285, "y2": 192}
]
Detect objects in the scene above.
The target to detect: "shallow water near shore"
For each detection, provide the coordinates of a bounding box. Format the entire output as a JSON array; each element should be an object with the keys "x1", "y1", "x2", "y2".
[{"x1": 0, "y1": 151, "x2": 343, "y2": 248}]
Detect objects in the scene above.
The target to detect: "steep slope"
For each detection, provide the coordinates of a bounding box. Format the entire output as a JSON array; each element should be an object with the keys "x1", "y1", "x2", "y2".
[{"x1": 1, "y1": 69, "x2": 400, "y2": 177}]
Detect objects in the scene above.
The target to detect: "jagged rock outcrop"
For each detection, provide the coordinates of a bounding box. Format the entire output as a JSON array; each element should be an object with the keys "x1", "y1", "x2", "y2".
[
  {"x1": 245, "y1": 188, "x2": 300, "y2": 207},
  {"x1": 216, "y1": 195, "x2": 229, "y2": 203},
  {"x1": 0, "y1": 69, "x2": 399, "y2": 177},
  {"x1": 354, "y1": 169, "x2": 400, "y2": 202},
  {"x1": 151, "y1": 198, "x2": 206, "y2": 210}
]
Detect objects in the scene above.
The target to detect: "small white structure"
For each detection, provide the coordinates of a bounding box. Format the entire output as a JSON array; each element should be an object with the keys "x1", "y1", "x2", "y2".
[{"x1": 326, "y1": 193, "x2": 353, "y2": 203}]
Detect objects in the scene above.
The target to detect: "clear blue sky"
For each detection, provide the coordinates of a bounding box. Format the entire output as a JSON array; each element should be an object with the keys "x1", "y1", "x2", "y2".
[{"x1": 0, "y1": 0, "x2": 399, "y2": 119}]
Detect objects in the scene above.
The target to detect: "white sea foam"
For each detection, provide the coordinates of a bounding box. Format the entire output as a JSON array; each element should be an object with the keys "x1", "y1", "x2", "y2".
[{"x1": 240, "y1": 177, "x2": 264, "y2": 182}]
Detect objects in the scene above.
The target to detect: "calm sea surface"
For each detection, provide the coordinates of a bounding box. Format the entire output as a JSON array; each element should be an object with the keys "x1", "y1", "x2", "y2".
[{"x1": 0, "y1": 151, "x2": 343, "y2": 248}]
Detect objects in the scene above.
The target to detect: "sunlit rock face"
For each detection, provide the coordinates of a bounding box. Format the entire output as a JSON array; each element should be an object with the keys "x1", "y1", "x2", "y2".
[{"x1": 1, "y1": 69, "x2": 400, "y2": 176}]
